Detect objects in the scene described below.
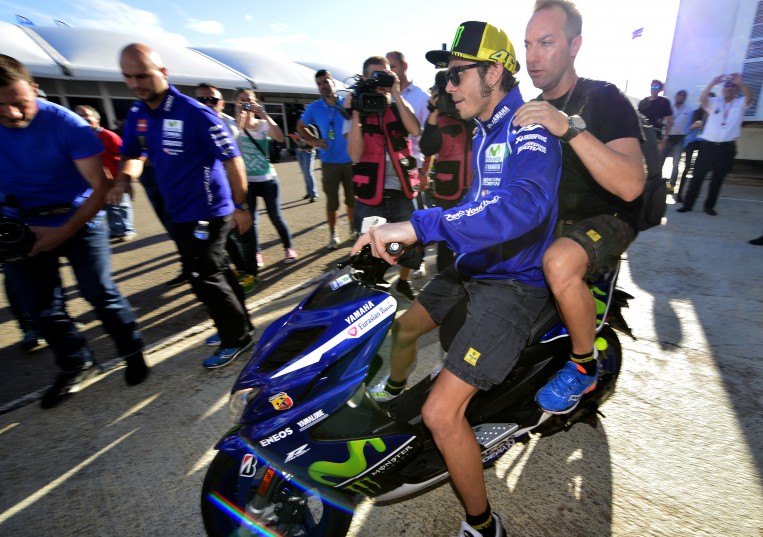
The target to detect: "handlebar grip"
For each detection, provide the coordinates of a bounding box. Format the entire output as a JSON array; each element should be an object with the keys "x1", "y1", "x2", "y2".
[{"x1": 386, "y1": 242, "x2": 404, "y2": 256}]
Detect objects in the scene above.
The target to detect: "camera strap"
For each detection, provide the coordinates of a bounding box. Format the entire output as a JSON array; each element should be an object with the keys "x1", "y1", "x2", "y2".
[{"x1": 242, "y1": 129, "x2": 268, "y2": 159}]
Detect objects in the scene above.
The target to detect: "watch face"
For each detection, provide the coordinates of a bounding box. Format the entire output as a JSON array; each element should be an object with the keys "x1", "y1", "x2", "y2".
[{"x1": 570, "y1": 115, "x2": 586, "y2": 131}]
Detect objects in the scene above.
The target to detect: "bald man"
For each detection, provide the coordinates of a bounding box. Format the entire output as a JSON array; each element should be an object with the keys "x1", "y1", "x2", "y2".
[{"x1": 114, "y1": 43, "x2": 255, "y2": 369}]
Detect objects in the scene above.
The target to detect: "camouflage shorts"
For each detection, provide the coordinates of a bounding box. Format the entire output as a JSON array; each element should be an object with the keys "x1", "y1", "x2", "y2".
[{"x1": 555, "y1": 215, "x2": 636, "y2": 281}]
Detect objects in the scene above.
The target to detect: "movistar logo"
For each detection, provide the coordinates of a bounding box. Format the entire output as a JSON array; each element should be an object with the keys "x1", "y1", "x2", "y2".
[
  {"x1": 452, "y1": 25, "x2": 465, "y2": 49},
  {"x1": 308, "y1": 438, "x2": 386, "y2": 486}
]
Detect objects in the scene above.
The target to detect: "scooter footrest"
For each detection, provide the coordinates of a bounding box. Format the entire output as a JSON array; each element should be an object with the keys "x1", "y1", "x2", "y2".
[{"x1": 471, "y1": 423, "x2": 519, "y2": 448}]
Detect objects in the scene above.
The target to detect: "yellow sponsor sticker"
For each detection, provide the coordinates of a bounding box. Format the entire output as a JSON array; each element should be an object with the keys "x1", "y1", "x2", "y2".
[
  {"x1": 586, "y1": 229, "x2": 601, "y2": 242},
  {"x1": 464, "y1": 348, "x2": 481, "y2": 366}
]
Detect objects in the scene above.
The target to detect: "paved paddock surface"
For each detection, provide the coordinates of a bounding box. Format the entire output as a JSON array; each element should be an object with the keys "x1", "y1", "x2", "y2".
[{"x1": 0, "y1": 160, "x2": 761, "y2": 536}]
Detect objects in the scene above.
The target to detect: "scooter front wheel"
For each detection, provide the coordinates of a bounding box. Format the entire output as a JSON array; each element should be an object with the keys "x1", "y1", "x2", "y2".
[{"x1": 201, "y1": 451, "x2": 355, "y2": 537}]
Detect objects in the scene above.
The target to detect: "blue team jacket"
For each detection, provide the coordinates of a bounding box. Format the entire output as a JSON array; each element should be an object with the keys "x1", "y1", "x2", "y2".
[
  {"x1": 410, "y1": 87, "x2": 561, "y2": 287},
  {"x1": 121, "y1": 85, "x2": 241, "y2": 224}
]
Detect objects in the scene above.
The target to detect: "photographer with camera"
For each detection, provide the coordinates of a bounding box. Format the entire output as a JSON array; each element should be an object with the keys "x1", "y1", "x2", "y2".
[
  {"x1": 419, "y1": 70, "x2": 475, "y2": 272},
  {"x1": 345, "y1": 55, "x2": 421, "y2": 300},
  {"x1": 232, "y1": 88, "x2": 298, "y2": 267},
  {"x1": 0, "y1": 54, "x2": 148, "y2": 408}
]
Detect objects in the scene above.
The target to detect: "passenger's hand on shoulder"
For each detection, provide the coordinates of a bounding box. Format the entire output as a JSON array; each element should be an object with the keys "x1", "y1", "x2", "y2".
[{"x1": 513, "y1": 101, "x2": 569, "y2": 138}]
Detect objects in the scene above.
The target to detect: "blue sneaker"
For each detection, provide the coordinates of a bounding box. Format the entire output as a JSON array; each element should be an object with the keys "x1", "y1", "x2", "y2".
[
  {"x1": 536, "y1": 360, "x2": 598, "y2": 414},
  {"x1": 202, "y1": 338, "x2": 255, "y2": 369},
  {"x1": 205, "y1": 333, "x2": 221, "y2": 347}
]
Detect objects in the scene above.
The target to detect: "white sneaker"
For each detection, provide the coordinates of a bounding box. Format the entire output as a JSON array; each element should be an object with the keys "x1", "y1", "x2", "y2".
[
  {"x1": 327, "y1": 232, "x2": 340, "y2": 250},
  {"x1": 368, "y1": 375, "x2": 407, "y2": 402},
  {"x1": 412, "y1": 263, "x2": 426, "y2": 279},
  {"x1": 454, "y1": 513, "x2": 507, "y2": 537}
]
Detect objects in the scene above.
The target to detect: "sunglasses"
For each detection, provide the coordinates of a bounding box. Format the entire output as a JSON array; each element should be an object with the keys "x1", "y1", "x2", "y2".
[
  {"x1": 445, "y1": 63, "x2": 481, "y2": 86},
  {"x1": 196, "y1": 96, "x2": 220, "y2": 105}
]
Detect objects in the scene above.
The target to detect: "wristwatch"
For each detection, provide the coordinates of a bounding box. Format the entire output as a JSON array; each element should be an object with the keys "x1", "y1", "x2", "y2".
[
  {"x1": 561, "y1": 115, "x2": 586, "y2": 143},
  {"x1": 235, "y1": 202, "x2": 250, "y2": 211}
]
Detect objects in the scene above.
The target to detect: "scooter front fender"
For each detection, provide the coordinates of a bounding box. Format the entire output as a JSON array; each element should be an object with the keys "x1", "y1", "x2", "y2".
[{"x1": 214, "y1": 426, "x2": 250, "y2": 457}]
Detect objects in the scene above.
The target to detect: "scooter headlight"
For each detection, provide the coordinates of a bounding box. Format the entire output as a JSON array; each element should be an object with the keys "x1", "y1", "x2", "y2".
[{"x1": 228, "y1": 387, "x2": 260, "y2": 423}]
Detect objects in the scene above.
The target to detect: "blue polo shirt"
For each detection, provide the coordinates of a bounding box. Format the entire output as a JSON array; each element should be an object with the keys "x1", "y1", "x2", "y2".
[
  {"x1": 300, "y1": 96, "x2": 351, "y2": 164},
  {"x1": 121, "y1": 85, "x2": 241, "y2": 223},
  {"x1": 0, "y1": 100, "x2": 103, "y2": 227}
]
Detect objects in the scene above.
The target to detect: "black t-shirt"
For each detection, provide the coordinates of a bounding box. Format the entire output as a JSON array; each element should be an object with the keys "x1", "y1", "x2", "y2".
[
  {"x1": 638, "y1": 96, "x2": 672, "y2": 134},
  {"x1": 546, "y1": 78, "x2": 642, "y2": 228}
]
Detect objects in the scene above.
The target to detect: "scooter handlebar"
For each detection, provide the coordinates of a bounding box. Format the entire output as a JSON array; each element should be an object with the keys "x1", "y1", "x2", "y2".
[{"x1": 385, "y1": 242, "x2": 404, "y2": 256}]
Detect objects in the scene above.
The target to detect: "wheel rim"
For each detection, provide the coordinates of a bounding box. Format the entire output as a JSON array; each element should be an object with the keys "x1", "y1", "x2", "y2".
[{"x1": 203, "y1": 455, "x2": 353, "y2": 537}]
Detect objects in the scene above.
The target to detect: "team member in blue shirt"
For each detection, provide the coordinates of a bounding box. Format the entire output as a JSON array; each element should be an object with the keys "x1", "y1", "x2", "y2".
[
  {"x1": 114, "y1": 43, "x2": 254, "y2": 369},
  {"x1": 0, "y1": 54, "x2": 147, "y2": 408},
  {"x1": 297, "y1": 70, "x2": 355, "y2": 249},
  {"x1": 353, "y1": 22, "x2": 561, "y2": 537}
]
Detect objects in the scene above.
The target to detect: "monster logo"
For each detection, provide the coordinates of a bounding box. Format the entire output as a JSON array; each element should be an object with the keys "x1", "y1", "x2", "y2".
[
  {"x1": 344, "y1": 476, "x2": 382, "y2": 495},
  {"x1": 452, "y1": 25, "x2": 465, "y2": 50},
  {"x1": 308, "y1": 438, "x2": 387, "y2": 487}
]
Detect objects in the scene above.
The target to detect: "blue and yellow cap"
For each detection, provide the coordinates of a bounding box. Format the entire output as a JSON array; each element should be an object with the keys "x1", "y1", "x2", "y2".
[{"x1": 426, "y1": 21, "x2": 519, "y2": 75}]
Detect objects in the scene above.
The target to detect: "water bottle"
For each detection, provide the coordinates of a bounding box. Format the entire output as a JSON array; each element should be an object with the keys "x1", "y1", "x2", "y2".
[{"x1": 193, "y1": 220, "x2": 209, "y2": 241}]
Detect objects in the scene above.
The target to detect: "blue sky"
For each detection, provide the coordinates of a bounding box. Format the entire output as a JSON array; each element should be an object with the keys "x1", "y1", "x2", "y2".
[{"x1": 1, "y1": 0, "x2": 679, "y2": 98}]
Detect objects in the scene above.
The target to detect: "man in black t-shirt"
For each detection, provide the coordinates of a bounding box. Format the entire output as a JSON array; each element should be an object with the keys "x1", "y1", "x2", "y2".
[
  {"x1": 513, "y1": 0, "x2": 644, "y2": 414},
  {"x1": 638, "y1": 79, "x2": 673, "y2": 140}
]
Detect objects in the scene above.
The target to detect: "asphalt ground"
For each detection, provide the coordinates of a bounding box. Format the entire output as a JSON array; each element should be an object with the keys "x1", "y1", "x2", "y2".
[{"x1": 0, "y1": 157, "x2": 761, "y2": 536}]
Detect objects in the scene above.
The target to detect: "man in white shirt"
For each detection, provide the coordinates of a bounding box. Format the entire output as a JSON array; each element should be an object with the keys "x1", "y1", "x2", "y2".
[{"x1": 677, "y1": 73, "x2": 752, "y2": 215}]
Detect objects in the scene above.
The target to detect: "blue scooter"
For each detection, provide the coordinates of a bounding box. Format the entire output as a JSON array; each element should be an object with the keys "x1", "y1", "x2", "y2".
[{"x1": 201, "y1": 245, "x2": 632, "y2": 536}]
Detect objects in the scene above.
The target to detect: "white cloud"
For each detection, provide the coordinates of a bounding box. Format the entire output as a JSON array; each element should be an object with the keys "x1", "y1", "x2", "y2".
[
  {"x1": 64, "y1": 0, "x2": 188, "y2": 46},
  {"x1": 244, "y1": 14, "x2": 253, "y2": 22},
  {"x1": 186, "y1": 18, "x2": 225, "y2": 35}
]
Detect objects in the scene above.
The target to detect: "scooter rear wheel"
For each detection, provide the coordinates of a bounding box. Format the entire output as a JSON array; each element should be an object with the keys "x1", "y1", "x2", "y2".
[
  {"x1": 201, "y1": 451, "x2": 354, "y2": 536},
  {"x1": 589, "y1": 324, "x2": 622, "y2": 405}
]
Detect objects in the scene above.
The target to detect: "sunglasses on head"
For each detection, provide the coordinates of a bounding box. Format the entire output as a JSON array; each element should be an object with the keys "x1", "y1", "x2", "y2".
[
  {"x1": 196, "y1": 96, "x2": 220, "y2": 105},
  {"x1": 445, "y1": 63, "x2": 482, "y2": 86}
]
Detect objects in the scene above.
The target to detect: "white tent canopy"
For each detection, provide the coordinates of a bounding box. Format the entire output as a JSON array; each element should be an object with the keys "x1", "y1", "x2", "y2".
[
  {"x1": 0, "y1": 23, "x2": 342, "y2": 96},
  {"x1": 24, "y1": 26, "x2": 250, "y2": 89},
  {"x1": 0, "y1": 21, "x2": 64, "y2": 78},
  {"x1": 191, "y1": 47, "x2": 318, "y2": 95}
]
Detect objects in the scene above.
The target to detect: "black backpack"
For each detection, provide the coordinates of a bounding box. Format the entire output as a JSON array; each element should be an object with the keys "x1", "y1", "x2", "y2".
[
  {"x1": 636, "y1": 113, "x2": 667, "y2": 230},
  {"x1": 559, "y1": 80, "x2": 666, "y2": 231}
]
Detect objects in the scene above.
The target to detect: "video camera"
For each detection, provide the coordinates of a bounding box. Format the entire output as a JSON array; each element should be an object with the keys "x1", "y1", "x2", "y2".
[
  {"x1": 349, "y1": 71, "x2": 395, "y2": 114},
  {"x1": 0, "y1": 216, "x2": 34, "y2": 263},
  {"x1": 429, "y1": 71, "x2": 459, "y2": 118}
]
